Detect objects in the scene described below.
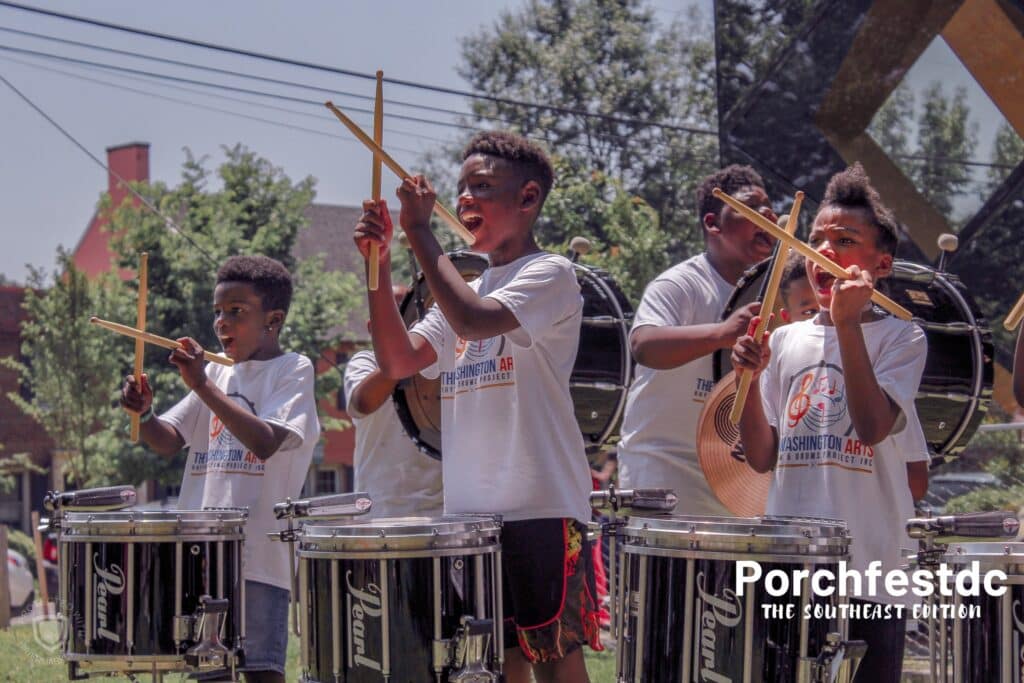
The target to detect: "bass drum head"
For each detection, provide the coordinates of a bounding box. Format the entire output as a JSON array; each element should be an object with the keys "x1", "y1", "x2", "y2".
[
  {"x1": 392, "y1": 251, "x2": 634, "y2": 458},
  {"x1": 712, "y1": 259, "x2": 993, "y2": 459}
]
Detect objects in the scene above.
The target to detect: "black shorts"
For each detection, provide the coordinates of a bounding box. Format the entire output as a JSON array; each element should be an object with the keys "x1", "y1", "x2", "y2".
[{"x1": 501, "y1": 518, "x2": 603, "y2": 662}]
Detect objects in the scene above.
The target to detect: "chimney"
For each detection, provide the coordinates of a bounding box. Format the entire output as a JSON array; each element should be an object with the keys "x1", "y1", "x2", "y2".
[{"x1": 106, "y1": 142, "x2": 150, "y2": 207}]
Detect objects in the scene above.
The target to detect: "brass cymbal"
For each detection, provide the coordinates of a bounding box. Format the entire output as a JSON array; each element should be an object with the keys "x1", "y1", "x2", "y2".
[{"x1": 697, "y1": 371, "x2": 771, "y2": 516}]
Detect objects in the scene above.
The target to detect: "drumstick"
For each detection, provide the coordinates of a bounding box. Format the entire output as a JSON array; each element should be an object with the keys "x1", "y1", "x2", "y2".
[
  {"x1": 712, "y1": 189, "x2": 912, "y2": 321},
  {"x1": 368, "y1": 71, "x2": 383, "y2": 291},
  {"x1": 1004, "y1": 291, "x2": 1024, "y2": 331},
  {"x1": 130, "y1": 252, "x2": 148, "y2": 442},
  {"x1": 730, "y1": 194, "x2": 803, "y2": 425},
  {"x1": 324, "y1": 101, "x2": 476, "y2": 245},
  {"x1": 90, "y1": 317, "x2": 235, "y2": 367}
]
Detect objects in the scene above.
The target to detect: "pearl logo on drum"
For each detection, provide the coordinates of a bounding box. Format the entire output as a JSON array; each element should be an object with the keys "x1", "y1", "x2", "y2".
[
  {"x1": 695, "y1": 570, "x2": 744, "y2": 683},
  {"x1": 93, "y1": 553, "x2": 126, "y2": 644},
  {"x1": 345, "y1": 570, "x2": 384, "y2": 671}
]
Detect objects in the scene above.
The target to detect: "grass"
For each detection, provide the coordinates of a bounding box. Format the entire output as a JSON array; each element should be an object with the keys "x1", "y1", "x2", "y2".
[{"x1": 0, "y1": 622, "x2": 617, "y2": 682}]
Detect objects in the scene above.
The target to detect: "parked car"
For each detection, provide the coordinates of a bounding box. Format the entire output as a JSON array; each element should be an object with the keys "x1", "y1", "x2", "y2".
[
  {"x1": 8, "y1": 548, "x2": 35, "y2": 614},
  {"x1": 41, "y1": 531, "x2": 59, "y2": 602},
  {"x1": 920, "y1": 472, "x2": 1000, "y2": 515}
]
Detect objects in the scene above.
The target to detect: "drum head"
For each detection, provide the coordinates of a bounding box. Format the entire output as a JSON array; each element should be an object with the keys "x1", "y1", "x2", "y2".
[
  {"x1": 298, "y1": 515, "x2": 502, "y2": 554},
  {"x1": 713, "y1": 259, "x2": 993, "y2": 459},
  {"x1": 697, "y1": 371, "x2": 771, "y2": 516},
  {"x1": 392, "y1": 252, "x2": 634, "y2": 458}
]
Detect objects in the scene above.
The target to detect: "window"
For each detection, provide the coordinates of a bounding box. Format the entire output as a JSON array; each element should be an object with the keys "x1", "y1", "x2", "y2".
[{"x1": 315, "y1": 468, "x2": 339, "y2": 495}]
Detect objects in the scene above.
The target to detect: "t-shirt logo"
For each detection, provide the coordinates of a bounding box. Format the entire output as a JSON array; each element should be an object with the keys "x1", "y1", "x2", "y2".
[
  {"x1": 455, "y1": 336, "x2": 504, "y2": 361},
  {"x1": 192, "y1": 391, "x2": 265, "y2": 477},
  {"x1": 442, "y1": 335, "x2": 514, "y2": 397},
  {"x1": 786, "y1": 362, "x2": 847, "y2": 429}
]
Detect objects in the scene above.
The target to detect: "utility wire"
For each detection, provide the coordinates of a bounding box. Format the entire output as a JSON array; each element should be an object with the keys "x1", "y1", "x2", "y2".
[
  {"x1": 0, "y1": 52, "x2": 445, "y2": 153},
  {"x1": 0, "y1": 0, "x2": 717, "y2": 136},
  {"x1": 0, "y1": 24, "x2": 511, "y2": 126},
  {"x1": 0, "y1": 70, "x2": 217, "y2": 265}
]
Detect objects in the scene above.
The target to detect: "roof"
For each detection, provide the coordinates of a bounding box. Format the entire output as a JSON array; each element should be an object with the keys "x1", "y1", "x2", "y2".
[{"x1": 295, "y1": 203, "x2": 369, "y2": 342}]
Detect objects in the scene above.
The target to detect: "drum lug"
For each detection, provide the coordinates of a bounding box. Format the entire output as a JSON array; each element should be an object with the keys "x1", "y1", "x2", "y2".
[
  {"x1": 436, "y1": 616, "x2": 499, "y2": 682},
  {"x1": 800, "y1": 632, "x2": 867, "y2": 683},
  {"x1": 183, "y1": 595, "x2": 232, "y2": 671}
]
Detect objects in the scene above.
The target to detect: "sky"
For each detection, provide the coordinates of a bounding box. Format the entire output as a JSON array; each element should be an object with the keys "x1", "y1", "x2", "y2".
[{"x1": 0, "y1": 1, "x2": 1013, "y2": 283}]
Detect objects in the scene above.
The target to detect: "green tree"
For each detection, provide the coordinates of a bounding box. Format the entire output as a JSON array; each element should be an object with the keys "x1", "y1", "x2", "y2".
[
  {"x1": 456, "y1": 0, "x2": 718, "y2": 259},
  {"x1": 868, "y1": 83, "x2": 915, "y2": 163},
  {"x1": 107, "y1": 145, "x2": 362, "y2": 436},
  {"x1": 1, "y1": 251, "x2": 142, "y2": 488},
  {"x1": 913, "y1": 83, "x2": 979, "y2": 221}
]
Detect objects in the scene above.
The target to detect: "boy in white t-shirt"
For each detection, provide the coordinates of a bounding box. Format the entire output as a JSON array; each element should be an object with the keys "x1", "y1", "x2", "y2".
[
  {"x1": 354, "y1": 131, "x2": 599, "y2": 683},
  {"x1": 617, "y1": 165, "x2": 778, "y2": 514},
  {"x1": 732, "y1": 164, "x2": 929, "y2": 682},
  {"x1": 343, "y1": 338, "x2": 443, "y2": 517},
  {"x1": 121, "y1": 255, "x2": 319, "y2": 683}
]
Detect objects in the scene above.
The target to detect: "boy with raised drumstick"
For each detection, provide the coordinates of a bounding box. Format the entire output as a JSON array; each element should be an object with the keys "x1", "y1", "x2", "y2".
[
  {"x1": 121, "y1": 255, "x2": 319, "y2": 683},
  {"x1": 732, "y1": 164, "x2": 929, "y2": 681},
  {"x1": 354, "y1": 131, "x2": 600, "y2": 683}
]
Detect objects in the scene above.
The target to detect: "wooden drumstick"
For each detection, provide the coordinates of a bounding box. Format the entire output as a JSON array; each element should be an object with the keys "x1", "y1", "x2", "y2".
[
  {"x1": 368, "y1": 71, "x2": 383, "y2": 291},
  {"x1": 324, "y1": 101, "x2": 476, "y2": 245},
  {"x1": 712, "y1": 188, "x2": 912, "y2": 321},
  {"x1": 730, "y1": 194, "x2": 803, "y2": 425},
  {"x1": 89, "y1": 317, "x2": 234, "y2": 367},
  {"x1": 1004, "y1": 291, "x2": 1024, "y2": 331},
  {"x1": 130, "y1": 252, "x2": 148, "y2": 442}
]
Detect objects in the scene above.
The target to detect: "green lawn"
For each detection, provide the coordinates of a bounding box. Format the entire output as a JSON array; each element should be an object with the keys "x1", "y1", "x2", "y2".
[{"x1": 0, "y1": 623, "x2": 617, "y2": 682}]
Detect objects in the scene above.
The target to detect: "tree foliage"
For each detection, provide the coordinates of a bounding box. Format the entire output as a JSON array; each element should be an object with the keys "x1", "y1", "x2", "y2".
[
  {"x1": 0, "y1": 251, "x2": 145, "y2": 488},
  {"x1": 456, "y1": 0, "x2": 718, "y2": 260},
  {"x1": 107, "y1": 145, "x2": 362, "y2": 434}
]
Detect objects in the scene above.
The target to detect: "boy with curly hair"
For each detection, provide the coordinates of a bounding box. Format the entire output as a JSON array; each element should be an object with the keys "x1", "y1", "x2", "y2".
[{"x1": 354, "y1": 131, "x2": 600, "y2": 682}]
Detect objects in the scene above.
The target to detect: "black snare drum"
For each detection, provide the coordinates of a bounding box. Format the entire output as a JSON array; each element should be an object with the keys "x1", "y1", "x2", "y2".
[
  {"x1": 57, "y1": 509, "x2": 246, "y2": 678},
  {"x1": 296, "y1": 516, "x2": 502, "y2": 682},
  {"x1": 393, "y1": 251, "x2": 634, "y2": 457},
  {"x1": 615, "y1": 515, "x2": 856, "y2": 682},
  {"x1": 915, "y1": 542, "x2": 1024, "y2": 682},
  {"x1": 714, "y1": 259, "x2": 993, "y2": 458}
]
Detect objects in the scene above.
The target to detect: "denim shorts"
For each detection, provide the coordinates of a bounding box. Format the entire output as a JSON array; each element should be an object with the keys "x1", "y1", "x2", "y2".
[{"x1": 194, "y1": 579, "x2": 289, "y2": 678}]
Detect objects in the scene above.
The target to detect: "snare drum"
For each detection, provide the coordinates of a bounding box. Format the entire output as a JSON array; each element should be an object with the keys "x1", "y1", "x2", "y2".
[
  {"x1": 918, "y1": 542, "x2": 1024, "y2": 682},
  {"x1": 615, "y1": 515, "x2": 854, "y2": 682},
  {"x1": 393, "y1": 251, "x2": 634, "y2": 457},
  {"x1": 715, "y1": 259, "x2": 993, "y2": 458},
  {"x1": 296, "y1": 516, "x2": 502, "y2": 682},
  {"x1": 58, "y1": 509, "x2": 246, "y2": 678}
]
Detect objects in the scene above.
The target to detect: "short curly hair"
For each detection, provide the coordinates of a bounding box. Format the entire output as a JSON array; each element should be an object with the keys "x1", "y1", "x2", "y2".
[
  {"x1": 216, "y1": 255, "x2": 293, "y2": 313},
  {"x1": 696, "y1": 164, "x2": 766, "y2": 221},
  {"x1": 779, "y1": 251, "x2": 808, "y2": 297},
  {"x1": 820, "y1": 163, "x2": 899, "y2": 255},
  {"x1": 463, "y1": 131, "x2": 555, "y2": 202}
]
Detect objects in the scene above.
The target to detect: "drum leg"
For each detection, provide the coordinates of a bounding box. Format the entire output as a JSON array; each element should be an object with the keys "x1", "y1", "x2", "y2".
[
  {"x1": 299, "y1": 558, "x2": 309, "y2": 675},
  {"x1": 174, "y1": 542, "x2": 183, "y2": 649},
  {"x1": 495, "y1": 550, "x2": 504, "y2": 670},
  {"x1": 126, "y1": 542, "x2": 135, "y2": 656},
  {"x1": 633, "y1": 554, "x2": 647, "y2": 683},
  {"x1": 433, "y1": 557, "x2": 444, "y2": 682},
  {"x1": 84, "y1": 541, "x2": 93, "y2": 653},
  {"x1": 681, "y1": 558, "x2": 694, "y2": 681},
  {"x1": 331, "y1": 559, "x2": 341, "y2": 682},
  {"x1": 379, "y1": 559, "x2": 391, "y2": 679},
  {"x1": 614, "y1": 552, "x2": 628, "y2": 681}
]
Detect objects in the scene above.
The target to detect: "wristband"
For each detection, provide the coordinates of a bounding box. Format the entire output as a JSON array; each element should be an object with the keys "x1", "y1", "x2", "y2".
[{"x1": 138, "y1": 407, "x2": 154, "y2": 424}]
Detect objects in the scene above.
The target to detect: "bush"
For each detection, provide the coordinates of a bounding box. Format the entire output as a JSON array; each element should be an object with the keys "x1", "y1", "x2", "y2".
[{"x1": 944, "y1": 484, "x2": 1024, "y2": 514}]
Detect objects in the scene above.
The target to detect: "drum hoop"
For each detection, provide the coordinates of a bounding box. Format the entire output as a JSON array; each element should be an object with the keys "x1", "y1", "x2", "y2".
[
  {"x1": 62, "y1": 509, "x2": 249, "y2": 523},
  {"x1": 297, "y1": 544, "x2": 501, "y2": 560},
  {"x1": 576, "y1": 265, "x2": 634, "y2": 447},
  {"x1": 622, "y1": 514, "x2": 848, "y2": 538},
  {"x1": 620, "y1": 544, "x2": 849, "y2": 563},
  {"x1": 933, "y1": 542, "x2": 1024, "y2": 565},
  {"x1": 60, "y1": 532, "x2": 246, "y2": 542}
]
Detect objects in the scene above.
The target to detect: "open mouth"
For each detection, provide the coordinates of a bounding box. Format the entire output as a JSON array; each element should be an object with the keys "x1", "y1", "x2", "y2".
[
  {"x1": 459, "y1": 211, "x2": 484, "y2": 232},
  {"x1": 219, "y1": 336, "x2": 235, "y2": 352},
  {"x1": 814, "y1": 270, "x2": 836, "y2": 291}
]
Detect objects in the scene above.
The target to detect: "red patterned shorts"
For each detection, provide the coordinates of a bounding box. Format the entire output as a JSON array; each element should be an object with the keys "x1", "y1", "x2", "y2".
[{"x1": 501, "y1": 518, "x2": 604, "y2": 663}]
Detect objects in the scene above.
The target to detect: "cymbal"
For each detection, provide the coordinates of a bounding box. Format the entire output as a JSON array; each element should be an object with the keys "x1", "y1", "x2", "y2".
[{"x1": 697, "y1": 371, "x2": 771, "y2": 516}]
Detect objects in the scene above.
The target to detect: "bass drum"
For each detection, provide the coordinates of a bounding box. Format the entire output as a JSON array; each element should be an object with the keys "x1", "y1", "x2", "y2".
[
  {"x1": 393, "y1": 251, "x2": 634, "y2": 458},
  {"x1": 713, "y1": 259, "x2": 993, "y2": 459}
]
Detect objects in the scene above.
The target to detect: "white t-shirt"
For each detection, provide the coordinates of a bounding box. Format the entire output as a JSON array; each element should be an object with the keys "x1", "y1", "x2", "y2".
[
  {"x1": 161, "y1": 352, "x2": 320, "y2": 591},
  {"x1": 411, "y1": 251, "x2": 592, "y2": 524},
  {"x1": 343, "y1": 350, "x2": 443, "y2": 518},
  {"x1": 616, "y1": 253, "x2": 735, "y2": 514},
  {"x1": 760, "y1": 316, "x2": 930, "y2": 604}
]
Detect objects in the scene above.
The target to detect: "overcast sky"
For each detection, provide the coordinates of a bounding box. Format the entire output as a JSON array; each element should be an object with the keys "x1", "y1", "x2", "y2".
[{"x1": 0, "y1": 1, "x2": 1013, "y2": 283}]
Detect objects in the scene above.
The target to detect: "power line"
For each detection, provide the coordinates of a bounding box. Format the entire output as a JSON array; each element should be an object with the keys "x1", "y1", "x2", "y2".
[
  {"x1": 0, "y1": 0, "x2": 717, "y2": 136},
  {"x1": 0, "y1": 52, "x2": 447, "y2": 153},
  {"x1": 0, "y1": 42, "x2": 479, "y2": 133},
  {"x1": 0, "y1": 70, "x2": 218, "y2": 266},
  {"x1": 0, "y1": 24, "x2": 510, "y2": 126}
]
